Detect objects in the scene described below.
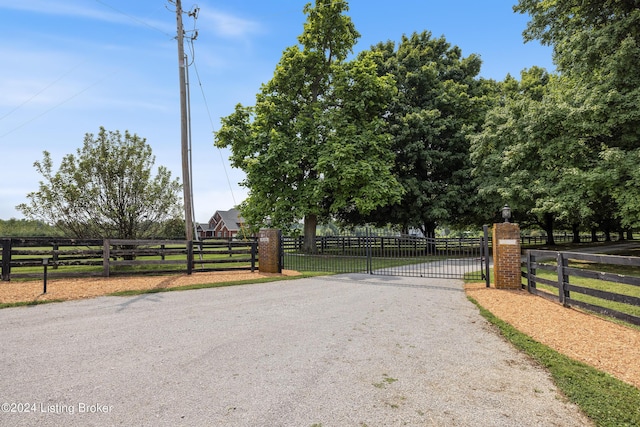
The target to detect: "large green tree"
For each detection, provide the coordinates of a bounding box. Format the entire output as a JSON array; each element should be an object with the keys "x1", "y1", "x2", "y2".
[
  {"x1": 515, "y1": 0, "x2": 640, "y2": 232},
  {"x1": 17, "y1": 127, "x2": 182, "y2": 239},
  {"x1": 470, "y1": 68, "x2": 599, "y2": 244},
  {"x1": 215, "y1": 0, "x2": 402, "y2": 252},
  {"x1": 343, "y1": 32, "x2": 490, "y2": 237}
]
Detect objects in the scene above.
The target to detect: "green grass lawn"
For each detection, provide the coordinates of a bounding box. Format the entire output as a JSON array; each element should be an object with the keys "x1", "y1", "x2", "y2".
[{"x1": 283, "y1": 253, "x2": 451, "y2": 273}]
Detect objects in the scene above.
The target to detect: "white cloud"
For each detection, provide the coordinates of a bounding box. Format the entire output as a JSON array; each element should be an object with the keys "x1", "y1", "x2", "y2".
[
  {"x1": 0, "y1": 0, "x2": 125, "y2": 22},
  {"x1": 0, "y1": 0, "x2": 174, "y2": 34},
  {"x1": 197, "y1": 8, "x2": 262, "y2": 39}
]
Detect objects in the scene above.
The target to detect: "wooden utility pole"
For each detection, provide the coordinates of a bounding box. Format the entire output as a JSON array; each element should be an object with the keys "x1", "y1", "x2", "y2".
[{"x1": 174, "y1": 0, "x2": 194, "y2": 241}]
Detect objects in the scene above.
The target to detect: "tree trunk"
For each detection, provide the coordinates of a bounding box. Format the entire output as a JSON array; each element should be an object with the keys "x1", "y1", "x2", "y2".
[
  {"x1": 422, "y1": 222, "x2": 436, "y2": 239},
  {"x1": 543, "y1": 212, "x2": 556, "y2": 246},
  {"x1": 423, "y1": 222, "x2": 437, "y2": 255},
  {"x1": 571, "y1": 223, "x2": 581, "y2": 244},
  {"x1": 591, "y1": 228, "x2": 598, "y2": 242},
  {"x1": 303, "y1": 214, "x2": 318, "y2": 254}
]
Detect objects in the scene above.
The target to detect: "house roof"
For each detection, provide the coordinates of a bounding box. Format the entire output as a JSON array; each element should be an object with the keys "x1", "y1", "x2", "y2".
[
  {"x1": 217, "y1": 209, "x2": 244, "y2": 231},
  {"x1": 198, "y1": 209, "x2": 244, "y2": 233}
]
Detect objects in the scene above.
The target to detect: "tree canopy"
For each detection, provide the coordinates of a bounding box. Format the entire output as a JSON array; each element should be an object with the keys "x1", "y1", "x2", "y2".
[
  {"x1": 17, "y1": 127, "x2": 183, "y2": 239},
  {"x1": 339, "y1": 31, "x2": 491, "y2": 237},
  {"x1": 512, "y1": 0, "x2": 640, "y2": 236},
  {"x1": 471, "y1": 68, "x2": 577, "y2": 243},
  {"x1": 215, "y1": 0, "x2": 402, "y2": 251},
  {"x1": 215, "y1": 0, "x2": 640, "y2": 240},
  {"x1": 469, "y1": 1, "x2": 640, "y2": 243}
]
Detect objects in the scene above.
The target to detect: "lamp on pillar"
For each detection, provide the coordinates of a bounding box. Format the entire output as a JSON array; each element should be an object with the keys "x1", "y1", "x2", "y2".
[
  {"x1": 493, "y1": 204, "x2": 521, "y2": 289},
  {"x1": 501, "y1": 204, "x2": 511, "y2": 223}
]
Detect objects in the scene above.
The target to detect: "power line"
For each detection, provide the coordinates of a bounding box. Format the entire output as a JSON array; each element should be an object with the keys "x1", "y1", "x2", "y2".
[
  {"x1": 191, "y1": 59, "x2": 238, "y2": 208},
  {"x1": 0, "y1": 61, "x2": 85, "y2": 123},
  {"x1": 0, "y1": 71, "x2": 118, "y2": 139},
  {"x1": 2, "y1": 2, "x2": 172, "y2": 137},
  {"x1": 94, "y1": 0, "x2": 173, "y2": 38},
  {"x1": 178, "y1": 3, "x2": 240, "y2": 215}
]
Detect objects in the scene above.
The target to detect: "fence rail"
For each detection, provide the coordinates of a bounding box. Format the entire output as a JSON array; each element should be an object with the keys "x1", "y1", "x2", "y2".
[
  {"x1": 519, "y1": 232, "x2": 632, "y2": 246},
  {"x1": 0, "y1": 237, "x2": 258, "y2": 281},
  {"x1": 523, "y1": 250, "x2": 640, "y2": 326}
]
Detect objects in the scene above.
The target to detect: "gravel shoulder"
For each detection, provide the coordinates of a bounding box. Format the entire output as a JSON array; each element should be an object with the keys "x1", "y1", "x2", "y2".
[{"x1": 0, "y1": 273, "x2": 594, "y2": 426}]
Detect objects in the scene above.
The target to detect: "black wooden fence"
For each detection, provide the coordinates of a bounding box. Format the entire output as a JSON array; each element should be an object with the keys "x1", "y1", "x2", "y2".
[
  {"x1": 0, "y1": 237, "x2": 258, "y2": 281},
  {"x1": 519, "y1": 232, "x2": 628, "y2": 245},
  {"x1": 523, "y1": 250, "x2": 640, "y2": 326}
]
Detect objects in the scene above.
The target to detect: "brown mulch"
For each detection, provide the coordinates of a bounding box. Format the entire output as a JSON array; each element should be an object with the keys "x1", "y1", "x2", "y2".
[
  {"x1": 0, "y1": 270, "x2": 300, "y2": 304},
  {"x1": 1, "y1": 272, "x2": 638, "y2": 390},
  {"x1": 465, "y1": 283, "x2": 640, "y2": 390}
]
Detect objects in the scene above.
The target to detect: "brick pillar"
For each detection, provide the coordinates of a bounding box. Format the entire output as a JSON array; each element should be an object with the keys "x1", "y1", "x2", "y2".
[
  {"x1": 258, "y1": 229, "x2": 281, "y2": 274},
  {"x1": 492, "y1": 223, "x2": 521, "y2": 289}
]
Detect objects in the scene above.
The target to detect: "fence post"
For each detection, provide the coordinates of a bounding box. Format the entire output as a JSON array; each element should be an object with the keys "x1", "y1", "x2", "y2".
[
  {"x1": 1, "y1": 238, "x2": 11, "y2": 281},
  {"x1": 366, "y1": 228, "x2": 372, "y2": 274},
  {"x1": 557, "y1": 252, "x2": 569, "y2": 306},
  {"x1": 42, "y1": 258, "x2": 48, "y2": 294},
  {"x1": 52, "y1": 243, "x2": 59, "y2": 269},
  {"x1": 187, "y1": 240, "x2": 193, "y2": 275},
  {"x1": 483, "y1": 225, "x2": 490, "y2": 287},
  {"x1": 278, "y1": 234, "x2": 284, "y2": 272},
  {"x1": 251, "y1": 239, "x2": 256, "y2": 273},
  {"x1": 102, "y1": 239, "x2": 110, "y2": 277},
  {"x1": 526, "y1": 251, "x2": 536, "y2": 293},
  {"x1": 278, "y1": 230, "x2": 283, "y2": 273}
]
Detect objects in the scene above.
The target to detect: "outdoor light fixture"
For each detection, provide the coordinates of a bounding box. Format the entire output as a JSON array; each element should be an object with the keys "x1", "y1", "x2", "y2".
[{"x1": 501, "y1": 204, "x2": 511, "y2": 223}]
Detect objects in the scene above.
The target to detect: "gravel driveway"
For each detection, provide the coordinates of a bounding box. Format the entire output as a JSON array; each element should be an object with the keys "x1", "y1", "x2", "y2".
[{"x1": 0, "y1": 273, "x2": 592, "y2": 426}]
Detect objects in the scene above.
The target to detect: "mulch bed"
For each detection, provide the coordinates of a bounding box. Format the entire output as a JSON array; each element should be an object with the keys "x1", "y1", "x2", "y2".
[{"x1": 0, "y1": 270, "x2": 299, "y2": 304}]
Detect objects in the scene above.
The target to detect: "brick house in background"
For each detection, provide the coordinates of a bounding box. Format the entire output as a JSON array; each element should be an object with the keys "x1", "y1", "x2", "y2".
[{"x1": 197, "y1": 209, "x2": 245, "y2": 239}]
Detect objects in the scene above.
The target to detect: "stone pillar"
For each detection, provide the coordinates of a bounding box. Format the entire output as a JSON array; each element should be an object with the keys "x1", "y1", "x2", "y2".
[
  {"x1": 492, "y1": 223, "x2": 521, "y2": 289},
  {"x1": 258, "y1": 229, "x2": 282, "y2": 274}
]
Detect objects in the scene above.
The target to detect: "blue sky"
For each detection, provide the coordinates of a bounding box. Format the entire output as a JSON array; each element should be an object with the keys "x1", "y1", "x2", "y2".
[{"x1": 0, "y1": 0, "x2": 554, "y2": 223}]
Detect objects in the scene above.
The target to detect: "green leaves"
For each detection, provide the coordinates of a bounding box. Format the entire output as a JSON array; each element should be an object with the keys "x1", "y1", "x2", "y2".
[
  {"x1": 299, "y1": 0, "x2": 359, "y2": 64},
  {"x1": 358, "y1": 31, "x2": 487, "y2": 236},
  {"x1": 497, "y1": 0, "x2": 640, "y2": 236},
  {"x1": 17, "y1": 127, "x2": 182, "y2": 239},
  {"x1": 215, "y1": 1, "x2": 402, "y2": 239}
]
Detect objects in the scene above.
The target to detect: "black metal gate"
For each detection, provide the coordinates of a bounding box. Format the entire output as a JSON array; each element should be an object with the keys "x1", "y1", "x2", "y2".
[{"x1": 281, "y1": 228, "x2": 490, "y2": 284}]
